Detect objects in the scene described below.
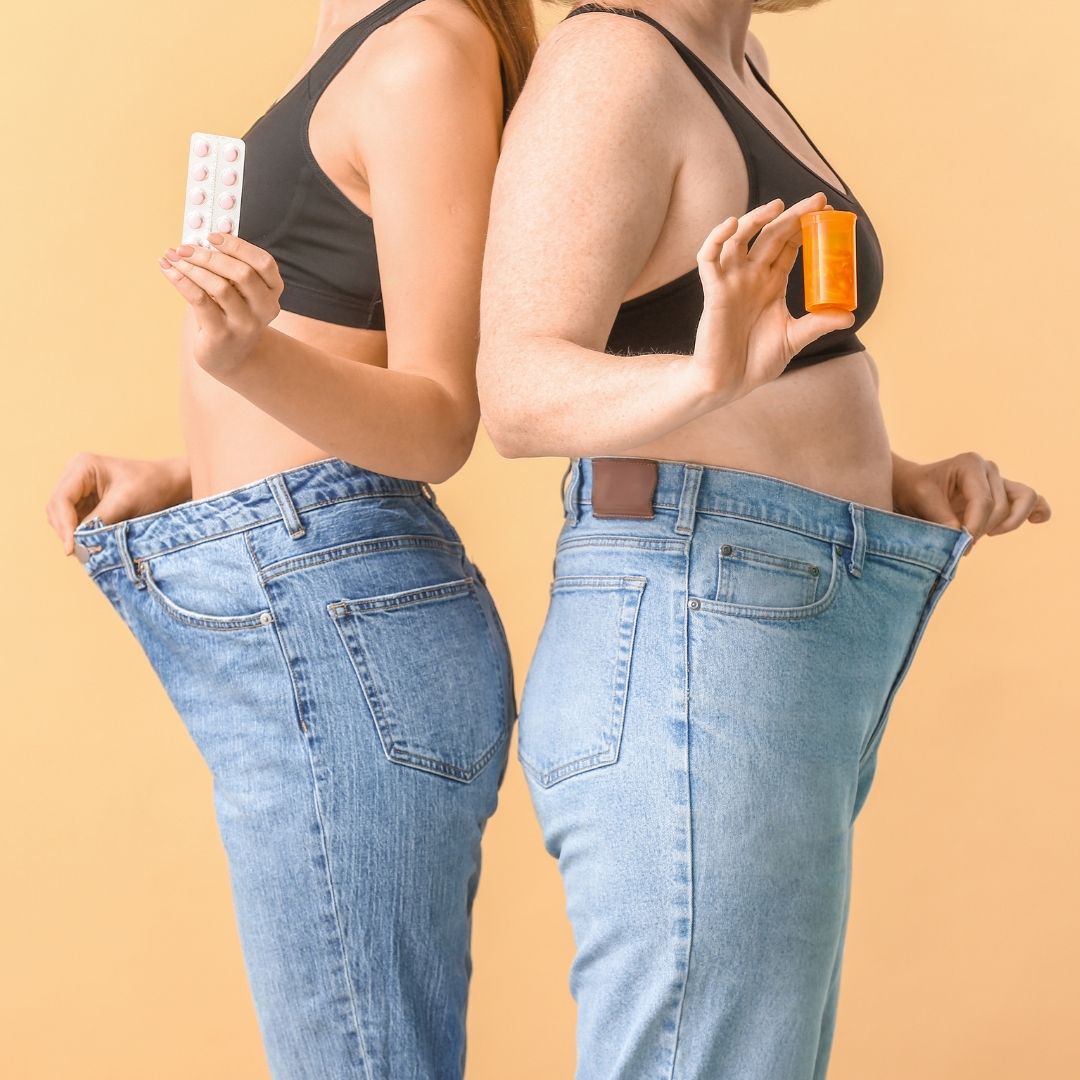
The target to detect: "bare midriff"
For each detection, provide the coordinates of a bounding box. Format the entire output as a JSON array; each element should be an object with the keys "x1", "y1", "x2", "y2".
[
  {"x1": 622, "y1": 348, "x2": 895, "y2": 512},
  {"x1": 179, "y1": 307, "x2": 388, "y2": 501}
]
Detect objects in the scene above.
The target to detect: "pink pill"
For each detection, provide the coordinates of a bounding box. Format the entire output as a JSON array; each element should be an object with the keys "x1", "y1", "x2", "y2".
[
  {"x1": 189, "y1": 188, "x2": 206, "y2": 205},
  {"x1": 194, "y1": 139, "x2": 211, "y2": 158},
  {"x1": 187, "y1": 212, "x2": 204, "y2": 229},
  {"x1": 215, "y1": 217, "x2": 234, "y2": 234},
  {"x1": 217, "y1": 193, "x2": 236, "y2": 210},
  {"x1": 223, "y1": 144, "x2": 240, "y2": 162},
  {"x1": 221, "y1": 169, "x2": 238, "y2": 186},
  {"x1": 191, "y1": 165, "x2": 208, "y2": 182}
]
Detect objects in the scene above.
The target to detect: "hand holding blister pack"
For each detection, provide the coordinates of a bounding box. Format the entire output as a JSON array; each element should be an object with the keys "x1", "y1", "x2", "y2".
[{"x1": 182, "y1": 132, "x2": 245, "y2": 248}]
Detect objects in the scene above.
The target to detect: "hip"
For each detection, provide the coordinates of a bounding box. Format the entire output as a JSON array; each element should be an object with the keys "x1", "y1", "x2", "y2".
[
  {"x1": 517, "y1": 457, "x2": 972, "y2": 788},
  {"x1": 73, "y1": 457, "x2": 514, "y2": 784}
]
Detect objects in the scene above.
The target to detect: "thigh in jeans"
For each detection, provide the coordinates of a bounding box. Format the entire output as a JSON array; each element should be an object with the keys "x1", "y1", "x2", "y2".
[
  {"x1": 85, "y1": 506, "x2": 514, "y2": 1079},
  {"x1": 248, "y1": 498, "x2": 514, "y2": 1078},
  {"x1": 518, "y1": 514, "x2": 962, "y2": 1080}
]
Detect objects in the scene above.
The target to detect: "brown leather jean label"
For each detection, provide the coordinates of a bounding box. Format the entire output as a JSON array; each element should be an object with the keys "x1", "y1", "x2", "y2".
[{"x1": 591, "y1": 458, "x2": 658, "y2": 519}]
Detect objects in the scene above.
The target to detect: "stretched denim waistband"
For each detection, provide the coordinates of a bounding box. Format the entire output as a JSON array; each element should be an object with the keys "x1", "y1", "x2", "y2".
[
  {"x1": 72, "y1": 456, "x2": 428, "y2": 571},
  {"x1": 562, "y1": 457, "x2": 973, "y2": 581}
]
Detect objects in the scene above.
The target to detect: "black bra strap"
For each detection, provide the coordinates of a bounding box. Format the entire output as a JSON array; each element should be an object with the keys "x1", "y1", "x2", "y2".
[
  {"x1": 306, "y1": 0, "x2": 430, "y2": 102},
  {"x1": 563, "y1": 3, "x2": 744, "y2": 128}
]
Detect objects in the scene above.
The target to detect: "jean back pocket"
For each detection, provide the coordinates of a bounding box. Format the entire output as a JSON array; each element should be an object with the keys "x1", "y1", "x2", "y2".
[
  {"x1": 329, "y1": 576, "x2": 511, "y2": 783},
  {"x1": 518, "y1": 575, "x2": 646, "y2": 788}
]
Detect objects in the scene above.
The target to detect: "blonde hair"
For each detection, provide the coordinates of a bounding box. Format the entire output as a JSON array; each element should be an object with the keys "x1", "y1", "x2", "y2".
[
  {"x1": 753, "y1": 0, "x2": 829, "y2": 13},
  {"x1": 545, "y1": 0, "x2": 828, "y2": 11}
]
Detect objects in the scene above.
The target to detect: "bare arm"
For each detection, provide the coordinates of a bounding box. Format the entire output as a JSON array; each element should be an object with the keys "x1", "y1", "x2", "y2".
[
  {"x1": 477, "y1": 22, "x2": 709, "y2": 458},
  {"x1": 162, "y1": 18, "x2": 502, "y2": 482},
  {"x1": 477, "y1": 19, "x2": 849, "y2": 459}
]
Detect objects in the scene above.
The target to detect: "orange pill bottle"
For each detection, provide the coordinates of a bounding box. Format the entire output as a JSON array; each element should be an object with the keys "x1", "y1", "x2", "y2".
[{"x1": 800, "y1": 210, "x2": 857, "y2": 312}]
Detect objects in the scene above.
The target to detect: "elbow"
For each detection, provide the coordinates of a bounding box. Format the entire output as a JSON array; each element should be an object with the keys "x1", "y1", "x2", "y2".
[
  {"x1": 425, "y1": 422, "x2": 477, "y2": 484},
  {"x1": 482, "y1": 411, "x2": 534, "y2": 459},
  {"x1": 476, "y1": 345, "x2": 539, "y2": 459},
  {"x1": 478, "y1": 396, "x2": 542, "y2": 459}
]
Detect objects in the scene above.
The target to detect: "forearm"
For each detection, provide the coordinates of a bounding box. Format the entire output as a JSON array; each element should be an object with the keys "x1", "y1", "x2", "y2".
[
  {"x1": 479, "y1": 335, "x2": 722, "y2": 458},
  {"x1": 212, "y1": 328, "x2": 476, "y2": 483}
]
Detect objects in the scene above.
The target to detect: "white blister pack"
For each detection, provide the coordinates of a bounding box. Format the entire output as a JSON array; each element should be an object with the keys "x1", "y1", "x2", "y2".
[{"x1": 182, "y1": 132, "x2": 245, "y2": 248}]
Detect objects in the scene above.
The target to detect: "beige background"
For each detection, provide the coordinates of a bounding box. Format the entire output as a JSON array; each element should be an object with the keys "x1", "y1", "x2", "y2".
[{"x1": 2, "y1": 1, "x2": 1077, "y2": 1076}]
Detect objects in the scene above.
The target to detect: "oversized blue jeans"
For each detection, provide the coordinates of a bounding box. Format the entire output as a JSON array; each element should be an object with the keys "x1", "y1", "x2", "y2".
[
  {"x1": 517, "y1": 457, "x2": 973, "y2": 1080},
  {"x1": 72, "y1": 457, "x2": 514, "y2": 1080}
]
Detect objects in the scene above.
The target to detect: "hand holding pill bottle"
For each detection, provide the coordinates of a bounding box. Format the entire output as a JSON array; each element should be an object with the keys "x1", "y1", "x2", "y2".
[
  {"x1": 800, "y1": 209, "x2": 857, "y2": 313},
  {"x1": 183, "y1": 132, "x2": 246, "y2": 248}
]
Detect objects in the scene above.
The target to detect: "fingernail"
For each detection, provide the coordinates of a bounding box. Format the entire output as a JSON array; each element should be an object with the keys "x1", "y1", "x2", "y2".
[
  {"x1": 207, "y1": 232, "x2": 224, "y2": 245},
  {"x1": 158, "y1": 256, "x2": 171, "y2": 268},
  {"x1": 177, "y1": 245, "x2": 195, "y2": 257}
]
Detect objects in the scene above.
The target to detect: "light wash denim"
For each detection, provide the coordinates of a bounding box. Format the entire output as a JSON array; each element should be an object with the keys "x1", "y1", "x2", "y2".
[
  {"x1": 72, "y1": 457, "x2": 514, "y2": 1080},
  {"x1": 518, "y1": 456, "x2": 973, "y2": 1080}
]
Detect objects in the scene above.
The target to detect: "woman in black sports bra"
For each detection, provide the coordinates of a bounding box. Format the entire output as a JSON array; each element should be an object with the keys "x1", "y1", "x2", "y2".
[
  {"x1": 478, "y1": 2, "x2": 1051, "y2": 1077},
  {"x1": 46, "y1": 2, "x2": 535, "y2": 1076}
]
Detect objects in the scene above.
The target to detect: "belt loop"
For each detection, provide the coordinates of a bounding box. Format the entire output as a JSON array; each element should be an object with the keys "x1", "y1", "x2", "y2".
[
  {"x1": 941, "y1": 527, "x2": 974, "y2": 582},
  {"x1": 117, "y1": 520, "x2": 145, "y2": 589},
  {"x1": 562, "y1": 458, "x2": 582, "y2": 526},
  {"x1": 267, "y1": 473, "x2": 306, "y2": 539},
  {"x1": 675, "y1": 464, "x2": 703, "y2": 536},
  {"x1": 847, "y1": 502, "x2": 866, "y2": 577}
]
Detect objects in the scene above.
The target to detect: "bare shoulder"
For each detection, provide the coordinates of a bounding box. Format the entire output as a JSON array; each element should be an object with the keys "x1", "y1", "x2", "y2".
[
  {"x1": 745, "y1": 28, "x2": 770, "y2": 80},
  {"x1": 348, "y1": 0, "x2": 500, "y2": 99},
  {"x1": 512, "y1": 9, "x2": 687, "y2": 129}
]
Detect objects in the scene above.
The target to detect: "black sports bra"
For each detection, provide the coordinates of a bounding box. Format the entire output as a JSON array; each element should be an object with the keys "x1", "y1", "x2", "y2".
[
  {"x1": 239, "y1": 0, "x2": 512, "y2": 331},
  {"x1": 565, "y1": 4, "x2": 885, "y2": 373}
]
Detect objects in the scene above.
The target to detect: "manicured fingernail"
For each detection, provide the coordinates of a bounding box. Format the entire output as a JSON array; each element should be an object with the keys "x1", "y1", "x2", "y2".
[
  {"x1": 177, "y1": 245, "x2": 195, "y2": 257},
  {"x1": 207, "y1": 232, "x2": 224, "y2": 245}
]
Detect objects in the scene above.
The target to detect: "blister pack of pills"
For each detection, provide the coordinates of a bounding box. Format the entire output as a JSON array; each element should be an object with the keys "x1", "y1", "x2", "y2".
[{"x1": 182, "y1": 132, "x2": 245, "y2": 248}]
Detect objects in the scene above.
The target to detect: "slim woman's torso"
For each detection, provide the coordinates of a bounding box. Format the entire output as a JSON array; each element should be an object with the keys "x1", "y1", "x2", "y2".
[
  {"x1": 179, "y1": 0, "x2": 475, "y2": 501},
  {"x1": 581, "y1": 15, "x2": 895, "y2": 512}
]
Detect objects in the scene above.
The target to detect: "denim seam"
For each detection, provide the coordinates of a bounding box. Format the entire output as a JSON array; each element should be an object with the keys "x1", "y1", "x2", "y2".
[
  {"x1": 556, "y1": 536, "x2": 689, "y2": 555},
  {"x1": 667, "y1": 532, "x2": 695, "y2": 1076},
  {"x1": 689, "y1": 544, "x2": 843, "y2": 622},
  {"x1": 245, "y1": 532, "x2": 375, "y2": 1080},
  {"x1": 857, "y1": 572, "x2": 945, "y2": 768},
  {"x1": 328, "y1": 576, "x2": 508, "y2": 784},
  {"x1": 141, "y1": 567, "x2": 275, "y2": 632},
  {"x1": 683, "y1": 507, "x2": 949, "y2": 574},
  {"x1": 85, "y1": 491, "x2": 422, "y2": 565},
  {"x1": 519, "y1": 577, "x2": 646, "y2": 788},
  {"x1": 259, "y1": 535, "x2": 464, "y2": 583},
  {"x1": 88, "y1": 561, "x2": 124, "y2": 581}
]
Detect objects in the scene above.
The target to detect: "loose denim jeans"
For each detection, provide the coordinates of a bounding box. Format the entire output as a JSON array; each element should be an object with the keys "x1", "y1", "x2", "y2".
[
  {"x1": 517, "y1": 457, "x2": 973, "y2": 1080},
  {"x1": 73, "y1": 457, "x2": 514, "y2": 1080}
]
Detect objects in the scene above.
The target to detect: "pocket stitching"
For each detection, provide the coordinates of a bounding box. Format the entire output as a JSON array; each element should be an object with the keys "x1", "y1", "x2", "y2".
[
  {"x1": 693, "y1": 543, "x2": 842, "y2": 621},
  {"x1": 328, "y1": 576, "x2": 508, "y2": 783},
  {"x1": 518, "y1": 575, "x2": 646, "y2": 788},
  {"x1": 140, "y1": 562, "x2": 274, "y2": 632},
  {"x1": 717, "y1": 545, "x2": 821, "y2": 608}
]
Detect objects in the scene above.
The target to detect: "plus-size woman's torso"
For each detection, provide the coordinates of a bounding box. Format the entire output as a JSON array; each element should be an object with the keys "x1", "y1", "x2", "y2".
[{"x1": 565, "y1": 7, "x2": 896, "y2": 512}]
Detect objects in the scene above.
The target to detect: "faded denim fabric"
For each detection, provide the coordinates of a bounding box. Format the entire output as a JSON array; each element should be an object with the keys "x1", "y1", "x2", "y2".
[
  {"x1": 518, "y1": 457, "x2": 972, "y2": 1080},
  {"x1": 73, "y1": 457, "x2": 514, "y2": 1080}
]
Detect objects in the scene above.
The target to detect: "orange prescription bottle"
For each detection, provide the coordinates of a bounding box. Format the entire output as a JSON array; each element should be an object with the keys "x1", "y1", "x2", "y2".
[{"x1": 800, "y1": 210, "x2": 857, "y2": 312}]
